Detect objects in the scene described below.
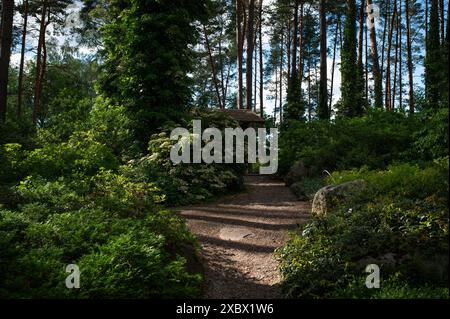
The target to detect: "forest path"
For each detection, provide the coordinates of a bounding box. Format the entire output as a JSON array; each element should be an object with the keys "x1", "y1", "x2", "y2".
[{"x1": 178, "y1": 175, "x2": 311, "y2": 298}]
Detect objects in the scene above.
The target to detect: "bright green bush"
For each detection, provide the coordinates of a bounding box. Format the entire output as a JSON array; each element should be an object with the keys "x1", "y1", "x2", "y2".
[
  {"x1": 24, "y1": 131, "x2": 119, "y2": 180},
  {"x1": 277, "y1": 160, "x2": 449, "y2": 298}
]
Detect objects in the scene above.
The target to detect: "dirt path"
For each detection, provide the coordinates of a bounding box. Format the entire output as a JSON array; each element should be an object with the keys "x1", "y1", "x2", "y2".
[{"x1": 178, "y1": 175, "x2": 311, "y2": 299}]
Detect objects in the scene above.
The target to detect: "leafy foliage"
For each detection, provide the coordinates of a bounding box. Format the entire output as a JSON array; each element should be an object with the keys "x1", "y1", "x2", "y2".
[
  {"x1": 125, "y1": 108, "x2": 246, "y2": 206},
  {"x1": 277, "y1": 160, "x2": 449, "y2": 298},
  {"x1": 279, "y1": 110, "x2": 423, "y2": 175}
]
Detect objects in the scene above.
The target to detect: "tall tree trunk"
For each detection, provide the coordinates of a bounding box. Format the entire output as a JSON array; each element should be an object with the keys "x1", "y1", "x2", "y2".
[
  {"x1": 398, "y1": 0, "x2": 403, "y2": 111},
  {"x1": 259, "y1": 0, "x2": 264, "y2": 117},
  {"x1": 405, "y1": 0, "x2": 414, "y2": 113},
  {"x1": 17, "y1": 0, "x2": 29, "y2": 120},
  {"x1": 439, "y1": 0, "x2": 445, "y2": 43},
  {"x1": 425, "y1": 0, "x2": 441, "y2": 105},
  {"x1": 203, "y1": 24, "x2": 223, "y2": 109},
  {"x1": 291, "y1": 1, "x2": 299, "y2": 87},
  {"x1": 254, "y1": 24, "x2": 258, "y2": 112},
  {"x1": 224, "y1": 62, "x2": 232, "y2": 106},
  {"x1": 358, "y1": 0, "x2": 365, "y2": 68},
  {"x1": 274, "y1": 63, "x2": 278, "y2": 123},
  {"x1": 246, "y1": 0, "x2": 255, "y2": 110},
  {"x1": 367, "y1": 0, "x2": 383, "y2": 108},
  {"x1": 33, "y1": 3, "x2": 49, "y2": 125},
  {"x1": 236, "y1": 0, "x2": 244, "y2": 109},
  {"x1": 393, "y1": 2, "x2": 399, "y2": 110},
  {"x1": 365, "y1": 19, "x2": 369, "y2": 101},
  {"x1": 279, "y1": 25, "x2": 284, "y2": 123},
  {"x1": 218, "y1": 27, "x2": 226, "y2": 108},
  {"x1": 298, "y1": 2, "x2": 304, "y2": 93},
  {"x1": 425, "y1": 0, "x2": 428, "y2": 44},
  {"x1": 0, "y1": 0, "x2": 14, "y2": 123},
  {"x1": 329, "y1": 17, "x2": 340, "y2": 112},
  {"x1": 385, "y1": 1, "x2": 397, "y2": 110},
  {"x1": 381, "y1": 0, "x2": 390, "y2": 82},
  {"x1": 318, "y1": 0, "x2": 328, "y2": 119},
  {"x1": 287, "y1": 19, "x2": 291, "y2": 84},
  {"x1": 307, "y1": 58, "x2": 311, "y2": 121}
]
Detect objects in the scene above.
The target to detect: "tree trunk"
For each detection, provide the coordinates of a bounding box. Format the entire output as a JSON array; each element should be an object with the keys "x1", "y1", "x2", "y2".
[
  {"x1": 318, "y1": 0, "x2": 328, "y2": 119},
  {"x1": 279, "y1": 25, "x2": 284, "y2": 123},
  {"x1": 365, "y1": 18, "x2": 368, "y2": 102},
  {"x1": 298, "y1": 2, "x2": 304, "y2": 92},
  {"x1": 291, "y1": 1, "x2": 299, "y2": 87},
  {"x1": 218, "y1": 26, "x2": 226, "y2": 108},
  {"x1": 398, "y1": 0, "x2": 403, "y2": 111},
  {"x1": 259, "y1": 0, "x2": 264, "y2": 117},
  {"x1": 381, "y1": 0, "x2": 390, "y2": 82},
  {"x1": 367, "y1": 0, "x2": 383, "y2": 108},
  {"x1": 246, "y1": 0, "x2": 255, "y2": 110},
  {"x1": 287, "y1": 19, "x2": 291, "y2": 84},
  {"x1": 203, "y1": 24, "x2": 223, "y2": 109},
  {"x1": 358, "y1": 0, "x2": 365, "y2": 68},
  {"x1": 307, "y1": 58, "x2": 311, "y2": 121},
  {"x1": 254, "y1": 24, "x2": 258, "y2": 112},
  {"x1": 33, "y1": 3, "x2": 49, "y2": 125},
  {"x1": 425, "y1": 0, "x2": 428, "y2": 44},
  {"x1": 439, "y1": 0, "x2": 444, "y2": 43},
  {"x1": 329, "y1": 17, "x2": 340, "y2": 112},
  {"x1": 17, "y1": 0, "x2": 29, "y2": 120},
  {"x1": 0, "y1": 0, "x2": 14, "y2": 123},
  {"x1": 385, "y1": 1, "x2": 397, "y2": 110},
  {"x1": 405, "y1": 0, "x2": 414, "y2": 113},
  {"x1": 392, "y1": 3, "x2": 399, "y2": 110},
  {"x1": 274, "y1": 63, "x2": 278, "y2": 123},
  {"x1": 236, "y1": 0, "x2": 244, "y2": 109}
]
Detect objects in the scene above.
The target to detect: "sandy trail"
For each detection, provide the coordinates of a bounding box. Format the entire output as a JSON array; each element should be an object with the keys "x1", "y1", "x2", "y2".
[{"x1": 178, "y1": 175, "x2": 310, "y2": 298}]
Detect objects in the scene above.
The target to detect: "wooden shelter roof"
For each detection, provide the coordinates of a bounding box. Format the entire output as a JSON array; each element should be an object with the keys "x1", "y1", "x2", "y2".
[{"x1": 219, "y1": 109, "x2": 265, "y2": 123}]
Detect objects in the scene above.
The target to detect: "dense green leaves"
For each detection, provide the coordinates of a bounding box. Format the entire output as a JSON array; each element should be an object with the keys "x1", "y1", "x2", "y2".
[
  {"x1": 278, "y1": 160, "x2": 449, "y2": 298},
  {"x1": 279, "y1": 110, "x2": 426, "y2": 175},
  {"x1": 99, "y1": 0, "x2": 209, "y2": 148}
]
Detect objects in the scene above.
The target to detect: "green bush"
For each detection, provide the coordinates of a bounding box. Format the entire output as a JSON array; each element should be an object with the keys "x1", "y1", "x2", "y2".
[
  {"x1": 0, "y1": 207, "x2": 202, "y2": 298},
  {"x1": 24, "y1": 131, "x2": 119, "y2": 180},
  {"x1": 124, "y1": 108, "x2": 246, "y2": 206},
  {"x1": 279, "y1": 110, "x2": 424, "y2": 176},
  {"x1": 412, "y1": 108, "x2": 449, "y2": 161},
  {"x1": 277, "y1": 160, "x2": 449, "y2": 298}
]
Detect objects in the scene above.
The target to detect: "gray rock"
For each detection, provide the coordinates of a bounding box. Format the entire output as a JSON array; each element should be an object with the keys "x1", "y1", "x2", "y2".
[
  {"x1": 311, "y1": 179, "x2": 366, "y2": 215},
  {"x1": 284, "y1": 162, "x2": 308, "y2": 186}
]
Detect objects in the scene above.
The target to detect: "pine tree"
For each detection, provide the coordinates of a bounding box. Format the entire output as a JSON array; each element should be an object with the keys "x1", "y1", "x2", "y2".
[
  {"x1": 317, "y1": 0, "x2": 329, "y2": 120},
  {"x1": 0, "y1": 0, "x2": 14, "y2": 123},
  {"x1": 339, "y1": 0, "x2": 364, "y2": 117},
  {"x1": 425, "y1": 0, "x2": 442, "y2": 107}
]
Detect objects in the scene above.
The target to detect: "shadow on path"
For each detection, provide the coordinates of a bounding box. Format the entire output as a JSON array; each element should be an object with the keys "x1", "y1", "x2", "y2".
[{"x1": 178, "y1": 175, "x2": 311, "y2": 299}]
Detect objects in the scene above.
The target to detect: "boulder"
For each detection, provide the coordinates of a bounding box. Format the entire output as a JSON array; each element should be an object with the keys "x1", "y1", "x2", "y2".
[
  {"x1": 284, "y1": 162, "x2": 308, "y2": 186},
  {"x1": 311, "y1": 179, "x2": 366, "y2": 216}
]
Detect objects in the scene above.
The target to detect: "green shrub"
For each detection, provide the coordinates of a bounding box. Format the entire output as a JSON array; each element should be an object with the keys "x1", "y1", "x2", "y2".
[
  {"x1": 24, "y1": 131, "x2": 119, "y2": 180},
  {"x1": 277, "y1": 161, "x2": 449, "y2": 298},
  {"x1": 125, "y1": 108, "x2": 246, "y2": 206},
  {"x1": 0, "y1": 204, "x2": 202, "y2": 298},
  {"x1": 279, "y1": 110, "x2": 422, "y2": 176},
  {"x1": 77, "y1": 230, "x2": 201, "y2": 298},
  {"x1": 412, "y1": 108, "x2": 449, "y2": 161}
]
